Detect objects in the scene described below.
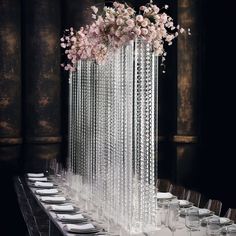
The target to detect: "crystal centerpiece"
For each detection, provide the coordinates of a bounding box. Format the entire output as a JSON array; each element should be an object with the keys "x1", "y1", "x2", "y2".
[{"x1": 67, "y1": 38, "x2": 159, "y2": 235}]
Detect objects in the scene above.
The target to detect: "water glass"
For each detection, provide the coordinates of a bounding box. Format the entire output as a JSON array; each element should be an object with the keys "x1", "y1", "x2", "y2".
[
  {"x1": 206, "y1": 216, "x2": 221, "y2": 236},
  {"x1": 159, "y1": 200, "x2": 170, "y2": 227},
  {"x1": 185, "y1": 207, "x2": 200, "y2": 232},
  {"x1": 167, "y1": 200, "x2": 179, "y2": 236}
]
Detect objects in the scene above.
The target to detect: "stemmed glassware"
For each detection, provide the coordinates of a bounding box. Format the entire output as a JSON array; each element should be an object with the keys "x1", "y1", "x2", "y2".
[
  {"x1": 185, "y1": 207, "x2": 200, "y2": 235},
  {"x1": 167, "y1": 200, "x2": 179, "y2": 236}
]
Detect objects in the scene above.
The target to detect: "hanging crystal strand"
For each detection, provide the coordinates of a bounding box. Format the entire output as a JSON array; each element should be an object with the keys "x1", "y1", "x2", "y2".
[
  {"x1": 90, "y1": 61, "x2": 96, "y2": 207},
  {"x1": 67, "y1": 71, "x2": 72, "y2": 183},
  {"x1": 78, "y1": 60, "x2": 84, "y2": 192},
  {"x1": 112, "y1": 47, "x2": 121, "y2": 226},
  {"x1": 106, "y1": 55, "x2": 113, "y2": 222},
  {"x1": 134, "y1": 37, "x2": 145, "y2": 229},
  {"x1": 68, "y1": 71, "x2": 72, "y2": 173},
  {"x1": 144, "y1": 41, "x2": 152, "y2": 226},
  {"x1": 85, "y1": 60, "x2": 91, "y2": 208},
  {"x1": 109, "y1": 54, "x2": 116, "y2": 223},
  {"x1": 126, "y1": 41, "x2": 134, "y2": 233},
  {"x1": 150, "y1": 54, "x2": 159, "y2": 228},
  {"x1": 95, "y1": 62, "x2": 104, "y2": 218}
]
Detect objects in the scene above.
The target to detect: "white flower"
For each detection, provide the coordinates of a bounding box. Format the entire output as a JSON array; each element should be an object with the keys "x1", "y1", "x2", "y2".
[
  {"x1": 180, "y1": 28, "x2": 185, "y2": 33},
  {"x1": 91, "y1": 6, "x2": 98, "y2": 14}
]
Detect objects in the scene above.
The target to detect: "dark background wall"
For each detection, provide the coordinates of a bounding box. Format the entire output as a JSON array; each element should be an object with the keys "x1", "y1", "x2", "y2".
[{"x1": 0, "y1": 0, "x2": 236, "y2": 234}]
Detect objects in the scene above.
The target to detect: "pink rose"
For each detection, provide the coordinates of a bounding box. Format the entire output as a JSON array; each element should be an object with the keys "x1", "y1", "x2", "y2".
[
  {"x1": 141, "y1": 19, "x2": 149, "y2": 27},
  {"x1": 134, "y1": 27, "x2": 141, "y2": 36},
  {"x1": 141, "y1": 28, "x2": 148, "y2": 35},
  {"x1": 116, "y1": 18, "x2": 124, "y2": 26},
  {"x1": 126, "y1": 19, "x2": 135, "y2": 28},
  {"x1": 136, "y1": 15, "x2": 143, "y2": 23}
]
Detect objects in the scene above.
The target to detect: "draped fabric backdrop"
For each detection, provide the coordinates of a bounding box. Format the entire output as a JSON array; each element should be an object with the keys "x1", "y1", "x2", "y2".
[{"x1": 0, "y1": 0, "x2": 236, "y2": 234}]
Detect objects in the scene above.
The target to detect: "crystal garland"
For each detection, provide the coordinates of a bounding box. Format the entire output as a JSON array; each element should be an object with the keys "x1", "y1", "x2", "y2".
[{"x1": 67, "y1": 38, "x2": 158, "y2": 235}]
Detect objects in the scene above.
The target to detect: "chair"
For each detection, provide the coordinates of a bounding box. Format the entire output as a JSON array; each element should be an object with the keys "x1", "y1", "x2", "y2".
[
  {"x1": 14, "y1": 177, "x2": 41, "y2": 236},
  {"x1": 225, "y1": 208, "x2": 236, "y2": 222},
  {"x1": 185, "y1": 190, "x2": 201, "y2": 207},
  {"x1": 205, "y1": 199, "x2": 222, "y2": 216},
  {"x1": 170, "y1": 184, "x2": 186, "y2": 199},
  {"x1": 156, "y1": 179, "x2": 172, "y2": 192}
]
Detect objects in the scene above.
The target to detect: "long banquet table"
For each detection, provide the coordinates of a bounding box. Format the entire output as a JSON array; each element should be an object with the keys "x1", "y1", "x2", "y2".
[{"x1": 25, "y1": 177, "x2": 223, "y2": 236}]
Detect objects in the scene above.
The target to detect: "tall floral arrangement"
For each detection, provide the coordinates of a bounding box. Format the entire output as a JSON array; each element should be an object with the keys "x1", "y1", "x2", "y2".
[{"x1": 61, "y1": 2, "x2": 189, "y2": 72}]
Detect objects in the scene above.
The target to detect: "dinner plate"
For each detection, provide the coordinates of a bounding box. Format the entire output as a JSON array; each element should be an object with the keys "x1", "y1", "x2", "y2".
[
  {"x1": 63, "y1": 224, "x2": 100, "y2": 234},
  {"x1": 180, "y1": 208, "x2": 214, "y2": 217},
  {"x1": 35, "y1": 189, "x2": 61, "y2": 196},
  {"x1": 28, "y1": 182, "x2": 57, "y2": 188},
  {"x1": 57, "y1": 216, "x2": 88, "y2": 223},
  {"x1": 49, "y1": 205, "x2": 80, "y2": 213},
  {"x1": 40, "y1": 197, "x2": 68, "y2": 204}
]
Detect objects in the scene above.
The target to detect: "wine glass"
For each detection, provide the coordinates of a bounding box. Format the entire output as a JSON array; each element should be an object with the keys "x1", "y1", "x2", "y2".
[
  {"x1": 167, "y1": 200, "x2": 179, "y2": 236},
  {"x1": 185, "y1": 207, "x2": 200, "y2": 235}
]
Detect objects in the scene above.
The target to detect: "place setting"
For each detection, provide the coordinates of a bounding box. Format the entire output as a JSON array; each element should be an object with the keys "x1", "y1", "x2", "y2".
[
  {"x1": 39, "y1": 195, "x2": 70, "y2": 204},
  {"x1": 63, "y1": 223, "x2": 101, "y2": 234},
  {"x1": 35, "y1": 188, "x2": 60, "y2": 196},
  {"x1": 56, "y1": 213, "x2": 88, "y2": 223},
  {"x1": 48, "y1": 204, "x2": 80, "y2": 213}
]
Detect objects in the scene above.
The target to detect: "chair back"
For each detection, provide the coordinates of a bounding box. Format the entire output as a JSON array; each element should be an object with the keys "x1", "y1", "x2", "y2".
[
  {"x1": 186, "y1": 190, "x2": 201, "y2": 207},
  {"x1": 14, "y1": 177, "x2": 41, "y2": 236},
  {"x1": 205, "y1": 199, "x2": 222, "y2": 216},
  {"x1": 156, "y1": 179, "x2": 172, "y2": 192},
  {"x1": 170, "y1": 184, "x2": 186, "y2": 199}
]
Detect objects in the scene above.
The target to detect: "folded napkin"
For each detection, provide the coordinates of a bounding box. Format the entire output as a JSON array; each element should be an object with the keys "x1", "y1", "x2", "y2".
[
  {"x1": 156, "y1": 192, "x2": 173, "y2": 199},
  {"x1": 27, "y1": 173, "x2": 44, "y2": 178},
  {"x1": 65, "y1": 223, "x2": 95, "y2": 231},
  {"x1": 36, "y1": 189, "x2": 58, "y2": 195},
  {"x1": 220, "y1": 217, "x2": 230, "y2": 224},
  {"x1": 199, "y1": 208, "x2": 211, "y2": 215},
  {"x1": 41, "y1": 196, "x2": 66, "y2": 202},
  {"x1": 57, "y1": 213, "x2": 84, "y2": 220},
  {"x1": 178, "y1": 200, "x2": 190, "y2": 206},
  {"x1": 35, "y1": 181, "x2": 54, "y2": 187},
  {"x1": 51, "y1": 205, "x2": 74, "y2": 211},
  {"x1": 29, "y1": 177, "x2": 48, "y2": 182}
]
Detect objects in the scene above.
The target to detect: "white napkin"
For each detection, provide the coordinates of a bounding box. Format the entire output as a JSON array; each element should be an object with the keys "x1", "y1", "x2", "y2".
[
  {"x1": 29, "y1": 177, "x2": 48, "y2": 182},
  {"x1": 156, "y1": 192, "x2": 173, "y2": 199},
  {"x1": 51, "y1": 205, "x2": 74, "y2": 211},
  {"x1": 199, "y1": 208, "x2": 211, "y2": 215},
  {"x1": 178, "y1": 200, "x2": 190, "y2": 206},
  {"x1": 27, "y1": 173, "x2": 44, "y2": 178},
  {"x1": 220, "y1": 217, "x2": 230, "y2": 224},
  {"x1": 57, "y1": 213, "x2": 84, "y2": 220},
  {"x1": 65, "y1": 223, "x2": 95, "y2": 231},
  {"x1": 36, "y1": 189, "x2": 58, "y2": 195},
  {"x1": 35, "y1": 181, "x2": 54, "y2": 187},
  {"x1": 41, "y1": 196, "x2": 66, "y2": 202}
]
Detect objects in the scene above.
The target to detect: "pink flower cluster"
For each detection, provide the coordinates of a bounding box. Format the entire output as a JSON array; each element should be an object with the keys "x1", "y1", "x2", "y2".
[{"x1": 61, "y1": 2, "x2": 187, "y2": 72}]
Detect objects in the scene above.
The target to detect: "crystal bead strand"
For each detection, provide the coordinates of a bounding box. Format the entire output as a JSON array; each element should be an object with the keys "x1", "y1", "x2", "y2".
[
  {"x1": 113, "y1": 47, "x2": 121, "y2": 225},
  {"x1": 134, "y1": 37, "x2": 145, "y2": 228},
  {"x1": 144, "y1": 41, "x2": 152, "y2": 226},
  {"x1": 124, "y1": 41, "x2": 134, "y2": 232}
]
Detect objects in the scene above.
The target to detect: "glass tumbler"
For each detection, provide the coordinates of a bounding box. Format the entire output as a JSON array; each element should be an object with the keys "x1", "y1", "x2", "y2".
[
  {"x1": 206, "y1": 216, "x2": 221, "y2": 236},
  {"x1": 185, "y1": 207, "x2": 200, "y2": 232}
]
